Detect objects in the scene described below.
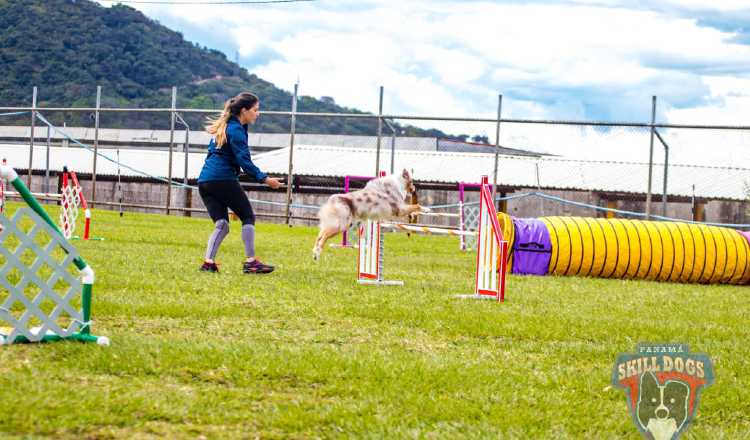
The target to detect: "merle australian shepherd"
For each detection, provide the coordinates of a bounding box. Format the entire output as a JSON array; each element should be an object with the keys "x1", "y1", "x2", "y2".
[{"x1": 312, "y1": 169, "x2": 428, "y2": 260}]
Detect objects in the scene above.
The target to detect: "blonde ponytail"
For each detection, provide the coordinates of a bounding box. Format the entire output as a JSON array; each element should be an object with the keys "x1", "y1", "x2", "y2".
[
  {"x1": 205, "y1": 99, "x2": 233, "y2": 148},
  {"x1": 205, "y1": 92, "x2": 259, "y2": 148}
]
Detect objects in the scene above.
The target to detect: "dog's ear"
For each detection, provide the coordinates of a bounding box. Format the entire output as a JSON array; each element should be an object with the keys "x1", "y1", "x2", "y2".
[
  {"x1": 637, "y1": 372, "x2": 661, "y2": 428},
  {"x1": 639, "y1": 372, "x2": 660, "y2": 404},
  {"x1": 664, "y1": 381, "x2": 690, "y2": 426}
]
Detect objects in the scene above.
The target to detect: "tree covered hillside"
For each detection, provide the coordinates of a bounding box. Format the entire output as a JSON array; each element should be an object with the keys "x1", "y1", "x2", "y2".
[{"x1": 0, "y1": 0, "x2": 458, "y2": 139}]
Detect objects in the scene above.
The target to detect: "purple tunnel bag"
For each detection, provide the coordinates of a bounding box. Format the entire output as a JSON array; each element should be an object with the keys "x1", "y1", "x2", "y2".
[{"x1": 510, "y1": 217, "x2": 552, "y2": 275}]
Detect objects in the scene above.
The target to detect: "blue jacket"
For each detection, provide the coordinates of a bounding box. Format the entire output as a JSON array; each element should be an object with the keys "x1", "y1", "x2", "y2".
[{"x1": 198, "y1": 116, "x2": 268, "y2": 183}]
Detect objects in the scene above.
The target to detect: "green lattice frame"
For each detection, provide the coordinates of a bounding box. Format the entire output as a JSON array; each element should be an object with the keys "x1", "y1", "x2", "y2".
[{"x1": 0, "y1": 165, "x2": 105, "y2": 345}]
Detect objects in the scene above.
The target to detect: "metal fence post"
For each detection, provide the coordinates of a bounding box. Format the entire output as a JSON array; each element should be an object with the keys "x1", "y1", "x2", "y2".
[
  {"x1": 45, "y1": 124, "x2": 51, "y2": 194},
  {"x1": 284, "y1": 83, "x2": 298, "y2": 225},
  {"x1": 654, "y1": 129, "x2": 670, "y2": 217},
  {"x1": 375, "y1": 86, "x2": 383, "y2": 175},
  {"x1": 691, "y1": 184, "x2": 696, "y2": 220},
  {"x1": 166, "y1": 86, "x2": 177, "y2": 215},
  {"x1": 91, "y1": 86, "x2": 101, "y2": 207},
  {"x1": 535, "y1": 160, "x2": 544, "y2": 216},
  {"x1": 390, "y1": 129, "x2": 396, "y2": 174},
  {"x1": 383, "y1": 118, "x2": 397, "y2": 174},
  {"x1": 175, "y1": 112, "x2": 191, "y2": 217},
  {"x1": 492, "y1": 94, "x2": 503, "y2": 207},
  {"x1": 645, "y1": 95, "x2": 656, "y2": 219},
  {"x1": 662, "y1": 137, "x2": 668, "y2": 218},
  {"x1": 27, "y1": 86, "x2": 37, "y2": 187}
]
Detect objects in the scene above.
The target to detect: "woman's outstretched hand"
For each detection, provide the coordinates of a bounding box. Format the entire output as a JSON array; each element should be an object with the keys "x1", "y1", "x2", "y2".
[{"x1": 264, "y1": 177, "x2": 283, "y2": 189}]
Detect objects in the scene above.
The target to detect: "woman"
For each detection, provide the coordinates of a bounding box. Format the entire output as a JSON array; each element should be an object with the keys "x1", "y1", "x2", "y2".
[{"x1": 198, "y1": 92, "x2": 282, "y2": 274}]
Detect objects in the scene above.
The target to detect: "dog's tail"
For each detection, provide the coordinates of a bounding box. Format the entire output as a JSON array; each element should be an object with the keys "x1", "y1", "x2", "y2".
[
  {"x1": 313, "y1": 195, "x2": 354, "y2": 260},
  {"x1": 318, "y1": 194, "x2": 354, "y2": 231}
]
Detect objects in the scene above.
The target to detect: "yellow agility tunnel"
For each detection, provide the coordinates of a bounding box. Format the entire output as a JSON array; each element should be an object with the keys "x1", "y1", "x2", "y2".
[{"x1": 498, "y1": 213, "x2": 750, "y2": 285}]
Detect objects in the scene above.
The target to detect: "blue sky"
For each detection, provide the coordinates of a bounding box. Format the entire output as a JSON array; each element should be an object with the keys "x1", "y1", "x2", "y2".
[{"x1": 96, "y1": 0, "x2": 750, "y2": 164}]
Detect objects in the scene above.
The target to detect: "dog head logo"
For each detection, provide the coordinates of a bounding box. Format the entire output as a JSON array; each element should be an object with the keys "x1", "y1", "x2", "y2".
[{"x1": 612, "y1": 344, "x2": 714, "y2": 440}]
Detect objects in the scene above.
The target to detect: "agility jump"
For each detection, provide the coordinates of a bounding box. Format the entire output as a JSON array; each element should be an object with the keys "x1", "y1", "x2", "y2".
[
  {"x1": 334, "y1": 176, "x2": 474, "y2": 250},
  {"x1": 357, "y1": 175, "x2": 509, "y2": 301},
  {"x1": 1, "y1": 164, "x2": 98, "y2": 241},
  {"x1": 60, "y1": 166, "x2": 93, "y2": 240}
]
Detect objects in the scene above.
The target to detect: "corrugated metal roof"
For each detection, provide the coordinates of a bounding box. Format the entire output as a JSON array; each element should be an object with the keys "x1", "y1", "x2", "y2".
[
  {"x1": 0, "y1": 143, "x2": 204, "y2": 181},
  {"x1": 0, "y1": 126, "x2": 436, "y2": 151},
  {"x1": 252, "y1": 146, "x2": 750, "y2": 200},
  {"x1": 1, "y1": 143, "x2": 746, "y2": 200},
  {"x1": 0, "y1": 126, "x2": 544, "y2": 154}
]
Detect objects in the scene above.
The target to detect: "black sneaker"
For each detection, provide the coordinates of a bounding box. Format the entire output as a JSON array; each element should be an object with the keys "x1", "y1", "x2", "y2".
[
  {"x1": 243, "y1": 259, "x2": 275, "y2": 274},
  {"x1": 200, "y1": 261, "x2": 220, "y2": 273}
]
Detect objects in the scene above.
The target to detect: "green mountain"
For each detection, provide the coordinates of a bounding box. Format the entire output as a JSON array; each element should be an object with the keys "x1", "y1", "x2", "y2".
[{"x1": 0, "y1": 0, "x2": 470, "y2": 140}]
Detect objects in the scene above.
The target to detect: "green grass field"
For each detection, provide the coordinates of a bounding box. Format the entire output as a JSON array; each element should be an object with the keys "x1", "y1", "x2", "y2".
[{"x1": 1, "y1": 203, "x2": 749, "y2": 439}]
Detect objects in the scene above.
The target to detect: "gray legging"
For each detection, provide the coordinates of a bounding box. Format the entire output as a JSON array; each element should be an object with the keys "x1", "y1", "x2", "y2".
[
  {"x1": 204, "y1": 220, "x2": 256, "y2": 260},
  {"x1": 199, "y1": 181, "x2": 257, "y2": 260}
]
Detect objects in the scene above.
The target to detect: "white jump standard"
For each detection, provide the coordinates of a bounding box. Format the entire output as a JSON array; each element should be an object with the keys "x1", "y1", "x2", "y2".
[{"x1": 357, "y1": 220, "x2": 403, "y2": 286}]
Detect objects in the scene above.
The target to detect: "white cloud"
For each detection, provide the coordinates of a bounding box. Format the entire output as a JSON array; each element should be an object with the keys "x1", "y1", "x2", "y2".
[
  {"x1": 97, "y1": 0, "x2": 750, "y2": 166},
  {"x1": 659, "y1": 0, "x2": 750, "y2": 11},
  {"x1": 666, "y1": 77, "x2": 750, "y2": 125}
]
